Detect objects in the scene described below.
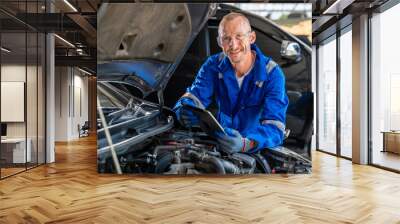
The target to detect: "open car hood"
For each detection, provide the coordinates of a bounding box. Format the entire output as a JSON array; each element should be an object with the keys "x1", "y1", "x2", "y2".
[{"x1": 97, "y1": 3, "x2": 216, "y2": 97}]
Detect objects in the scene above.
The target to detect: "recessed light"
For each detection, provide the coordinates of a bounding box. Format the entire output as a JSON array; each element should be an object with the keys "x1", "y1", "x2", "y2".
[
  {"x1": 1, "y1": 47, "x2": 11, "y2": 53},
  {"x1": 54, "y1": 34, "x2": 75, "y2": 48},
  {"x1": 63, "y1": 0, "x2": 78, "y2": 12},
  {"x1": 78, "y1": 67, "x2": 92, "y2": 76}
]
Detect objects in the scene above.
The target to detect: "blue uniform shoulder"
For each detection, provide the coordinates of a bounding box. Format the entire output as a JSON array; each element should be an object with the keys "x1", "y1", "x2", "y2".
[
  {"x1": 195, "y1": 53, "x2": 223, "y2": 80},
  {"x1": 208, "y1": 52, "x2": 225, "y2": 63},
  {"x1": 264, "y1": 56, "x2": 279, "y2": 75},
  {"x1": 198, "y1": 53, "x2": 223, "y2": 68},
  {"x1": 200, "y1": 53, "x2": 226, "y2": 74},
  {"x1": 261, "y1": 56, "x2": 286, "y2": 89}
]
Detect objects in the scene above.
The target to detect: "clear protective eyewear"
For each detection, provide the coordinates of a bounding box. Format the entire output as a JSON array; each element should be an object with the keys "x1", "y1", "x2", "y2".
[{"x1": 218, "y1": 31, "x2": 252, "y2": 46}]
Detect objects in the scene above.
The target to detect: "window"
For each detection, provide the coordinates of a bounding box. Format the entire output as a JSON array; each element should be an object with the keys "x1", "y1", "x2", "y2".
[
  {"x1": 339, "y1": 28, "x2": 352, "y2": 158},
  {"x1": 0, "y1": 1, "x2": 47, "y2": 179},
  {"x1": 317, "y1": 36, "x2": 337, "y2": 154},
  {"x1": 370, "y1": 3, "x2": 400, "y2": 171}
]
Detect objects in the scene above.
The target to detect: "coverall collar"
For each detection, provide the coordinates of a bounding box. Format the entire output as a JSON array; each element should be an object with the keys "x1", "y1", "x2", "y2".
[{"x1": 217, "y1": 44, "x2": 268, "y2": 82}]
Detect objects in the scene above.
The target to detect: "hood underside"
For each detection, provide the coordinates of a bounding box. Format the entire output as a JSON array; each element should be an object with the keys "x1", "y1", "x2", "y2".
[{"x1": 97, "y1": 3, "x2": 215, "y2": 96}]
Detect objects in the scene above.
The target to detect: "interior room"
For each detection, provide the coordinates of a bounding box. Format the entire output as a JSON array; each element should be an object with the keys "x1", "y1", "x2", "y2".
[
  {"x1": 0, "y1": 16, "x2": 46, "y2": 178},
  {"x1": 0, "y1": 0, "x2": 96, "y2": 179},
  {"x1": 314, "y1": 0, "x2": 400, "y2": 172},
  {"x1": 0, "y1": 0, "x2": 400, "y2": 223}
]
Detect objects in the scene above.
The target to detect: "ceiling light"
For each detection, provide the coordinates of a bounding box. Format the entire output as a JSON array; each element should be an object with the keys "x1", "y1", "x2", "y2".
[
  {"x1": 322, "y1": 0, "x2": 355, "y2": 15},
  {"x1": 78, "y1": 67, "x2": 92, "y2": 76},
  {"x1": 54, "y1": 34, "x2": 75, "y2": 48},
  {"x1": 63, "y1": 0, "x2": 78, "y2": 12},
  {"x1": 1, "y1": 47, "x2": 11, "y2": 53},
  {"x1": 76, "y1": 48, "x2": 86, "y2": 55}
]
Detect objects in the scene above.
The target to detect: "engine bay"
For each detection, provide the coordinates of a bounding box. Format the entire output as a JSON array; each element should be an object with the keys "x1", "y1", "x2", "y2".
[
  {"x1": 97, "y1": 82, "x2": 311, "y2": 175},
  {"x1": 98, "y1": 130, "x2": 268, "y2": 174}
]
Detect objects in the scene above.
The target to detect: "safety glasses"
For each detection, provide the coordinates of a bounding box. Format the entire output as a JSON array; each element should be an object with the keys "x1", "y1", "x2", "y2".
[{"x1": 217, "y1": 31, "x2": 252, "y2": 46}]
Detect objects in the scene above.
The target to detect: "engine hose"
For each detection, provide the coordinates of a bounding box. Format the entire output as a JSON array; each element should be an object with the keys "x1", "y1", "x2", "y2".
[
  {"x1": 154, "y1": 151, "x2": 174, "y2": 174},
  {"x1": 251, "y1": 153, "x2": 272, "y2": 174},
  {"x1": 128, "y1": 158, "x2": 150, "y2": 164},
  {"x1": 231, "y1": 153, "x2": 256, "y2": 169},
  {"x1": 186, "y1": 150, "x2": 226, "y2": 174},
  {"x1": 153, "y1": 145, "x2": 178, "y2": 156},
  {"x1": 204, "y1": 150, "x2": 221, "y2": 157},
  {"x1": 202, "y1": 156, "x2": 226, "y2": 174},
  {"x1": 197, "y1": 140, "x2": 222, "y2": 152},
  {"x1": 187, "y1": 150, "x2": 202, "y2": 162},
  {"x1": 194, "y1": 139, "x2": 219, "y2": 146},
  {"x1": 220, "y1": 160, "x2": 240, "y2": 174}
]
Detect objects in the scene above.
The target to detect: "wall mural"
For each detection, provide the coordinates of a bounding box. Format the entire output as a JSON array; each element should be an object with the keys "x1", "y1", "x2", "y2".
[{"x1": 97, "y1": 3, "x2": 313, "y2": 175}]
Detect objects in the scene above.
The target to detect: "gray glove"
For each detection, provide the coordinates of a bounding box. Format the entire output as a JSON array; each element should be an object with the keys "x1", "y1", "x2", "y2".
[
  {"x1": 174, "y1": 98, "x2": 200, "y2": 128},
  {"x1": 217, "y1": 128, "x2": 254, "y2": 153}
]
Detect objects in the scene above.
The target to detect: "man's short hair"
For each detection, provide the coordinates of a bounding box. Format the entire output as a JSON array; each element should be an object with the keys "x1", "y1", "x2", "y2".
[{"x1": 218, "y1": 12, "x2": 252, "y2": 36}]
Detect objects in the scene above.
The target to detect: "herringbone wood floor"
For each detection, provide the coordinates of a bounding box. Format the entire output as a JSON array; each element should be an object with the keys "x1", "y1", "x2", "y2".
[{"x1": 1, "y1": 136, "x2": 400, "y2": 224}]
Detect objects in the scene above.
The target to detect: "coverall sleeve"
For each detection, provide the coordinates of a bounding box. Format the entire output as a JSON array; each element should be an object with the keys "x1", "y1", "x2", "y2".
[
  {"x1": 245, "y1": 66, "x2": 289, "y2": 152},
  {"x1": 173, "y1": 56, "x2": 216, "y2": 109}
]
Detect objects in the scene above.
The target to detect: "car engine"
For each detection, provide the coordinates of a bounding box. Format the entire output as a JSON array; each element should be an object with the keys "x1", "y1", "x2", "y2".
[
  {"x1": 97, "y1": 82, "x2": 311, "y2": 174},
  {"x1": 98, "y1": 130, "x2": 264, "y2": 174}
]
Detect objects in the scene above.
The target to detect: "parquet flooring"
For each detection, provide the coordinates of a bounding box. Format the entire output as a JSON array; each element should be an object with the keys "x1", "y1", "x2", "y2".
[
  {"x1": 1, "y1": 135, "x2": 400, "y2": 223},
  {"x1": 1, "y1": 167, "x2": 26, "y2": 178},
  {"x1": 372, "y1": 150, "x2": 400, "y2": 171}
]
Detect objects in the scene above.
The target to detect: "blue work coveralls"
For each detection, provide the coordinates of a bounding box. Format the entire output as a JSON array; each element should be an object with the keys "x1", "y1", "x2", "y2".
[{"x1": 174, "y1": 44, "x2": 288, "y2": 153}]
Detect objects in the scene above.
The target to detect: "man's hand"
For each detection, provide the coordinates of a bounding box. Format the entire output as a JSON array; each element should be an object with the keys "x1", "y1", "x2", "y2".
[
  {"x1": 175, "y1": 98, "x2": 200, "y2": 128},
  {"x1": 216, "y1": 128, "x2": 254, "y2": 154}
]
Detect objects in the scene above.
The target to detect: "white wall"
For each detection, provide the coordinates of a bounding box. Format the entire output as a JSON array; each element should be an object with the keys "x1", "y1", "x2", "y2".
[
  {"x1": 1, "y1": 65, "x2": 26, "y2": 139},
  {"x1": 74, "y1": 73, "x2": 89, "y2": 137},
  {"x1": 54, "y1": 67, "x2": 89, "y2": 141},
  {"x1": 1, "y1": 65, "x2": 26, "y2": 82},
  {"x1": 0, "y1": 65, "x2": 41, "y2": 138},
  {"x1": 55, "y1": 66, "x2": 69, "y2": 141},
  {"x1": 1, "y1": 64, "x2": 45, "y2": 164}
]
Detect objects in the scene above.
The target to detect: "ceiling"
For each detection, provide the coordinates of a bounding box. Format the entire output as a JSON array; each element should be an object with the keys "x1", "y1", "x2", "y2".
[
  {"x1": 311, "y1": 0, "x2": 390, "y2": 43},
  {"x1": 0, "y1": 0, "x2": 395, "y2": 73},
  {"x1": 0, "y1": 0, "x2": 100, "y2": 73}
]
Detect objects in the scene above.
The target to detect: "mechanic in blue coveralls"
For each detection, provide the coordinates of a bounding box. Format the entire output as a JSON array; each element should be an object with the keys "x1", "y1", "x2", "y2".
[{"x1": 173, "y1": 12, "x2": 288, "y2": 154}]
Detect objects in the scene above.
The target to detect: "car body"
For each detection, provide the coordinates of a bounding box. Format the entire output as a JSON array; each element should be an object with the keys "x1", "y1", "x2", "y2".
[{"x1": 97, "y1": 3, "x2": 312, "y2": 174}]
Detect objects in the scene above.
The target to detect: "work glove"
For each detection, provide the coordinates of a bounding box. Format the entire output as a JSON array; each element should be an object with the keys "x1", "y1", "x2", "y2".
[
  {"x1": 216, "y1": 128, "x2": 254, "y2": 154},
  {"x1": 174, "y1": 98, "x2": 200, "y2": 128}
]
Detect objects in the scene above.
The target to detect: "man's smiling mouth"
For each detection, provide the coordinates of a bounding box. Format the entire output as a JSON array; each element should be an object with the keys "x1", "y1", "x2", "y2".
[{"x1": 229, "y1": 50, "x2": 241, "y2": 55}]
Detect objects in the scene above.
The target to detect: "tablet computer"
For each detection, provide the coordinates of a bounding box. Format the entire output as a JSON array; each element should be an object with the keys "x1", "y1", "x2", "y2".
[{"x1": 182, "y1": 103, "x2": 226, "y2": 135}]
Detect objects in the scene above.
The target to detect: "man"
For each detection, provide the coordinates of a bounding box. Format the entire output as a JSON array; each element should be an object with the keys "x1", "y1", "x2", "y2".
[{"x1": 173, "y1": 12, "x2": 288, "y2": 154}]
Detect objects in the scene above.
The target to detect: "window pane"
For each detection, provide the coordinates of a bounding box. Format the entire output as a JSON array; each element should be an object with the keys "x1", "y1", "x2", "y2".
[
  {"x1": 318, "y1": 37, "x2": 337, "y2": 154},
  {"x1": 371, "y1": 3, "x2": 400, "y2": 171},
  {"x1": 340, "y1": 29, "x2": 352, "y2": 158},
  {"x1": 38, "y1": 32, "x2": 46, "y2": 165},
  {"x1": 1, "y1": 30, "x2": 27, "y2": 177},
  {"x1": 27, "y1": 31, "x2": 38, "y2": 169}
]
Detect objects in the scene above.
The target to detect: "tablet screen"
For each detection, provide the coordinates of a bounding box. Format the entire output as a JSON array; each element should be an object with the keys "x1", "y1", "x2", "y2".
[{"x1": 182, "y1": 104, "x2": 226, "y2": 135}]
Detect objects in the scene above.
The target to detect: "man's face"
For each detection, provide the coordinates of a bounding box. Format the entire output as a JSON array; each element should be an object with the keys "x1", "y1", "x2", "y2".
[{"x1": 219, "y1": 17, "x2": 255, "y2": 64}]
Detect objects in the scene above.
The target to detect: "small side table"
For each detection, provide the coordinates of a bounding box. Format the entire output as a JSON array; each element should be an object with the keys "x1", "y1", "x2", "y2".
[{"x1": 381, "y1": 131, "x2": 400, "y2": 154}]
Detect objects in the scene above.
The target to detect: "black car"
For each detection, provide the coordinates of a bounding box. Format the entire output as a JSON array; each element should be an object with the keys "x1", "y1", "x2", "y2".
[{"x1": 97, "y1": 3, "x2": 312, "y2": 174}]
